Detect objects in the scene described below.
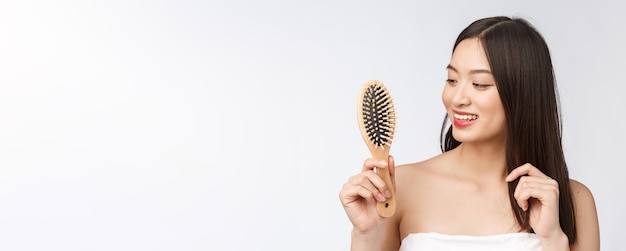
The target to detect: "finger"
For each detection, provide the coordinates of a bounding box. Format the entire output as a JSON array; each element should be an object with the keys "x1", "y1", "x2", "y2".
[
  {"x1": 514, "y1": 185, "x2": 558, "y2": 211},
  {"x1": 514, "y1": 185, "x2": 542, "y2": 211},
  {"x1": 516, "y1": 175, "x2": 560, "y2": 186},
  {"x1": 360, "y1": 170, "x2": 389, "y2": 194},
  {"x1": 362, "y1": 158, "x2": 389, "y2": 172},
  {"x1": 340, "y1": 183, "x2": 377, "y2": 204},
  {"x1": 388, "y1": 155, "x2": 396, "y2": 188},
  {"x1": 506, "y1": 163, "x2": 550, "y2": 182},
  {"x1": 340, "y1": 179, "x2": 375, "y2": 204},
  {"x1": 514, "y1": 176, "x2": 558, "y2": 196},
  {"x1": 513, "y1": 180, "x2": 559, "y2": 211},
  {"x1": 347, "y1": 171, "x2": 389, "y2": 201},
  {"x1": 514, "y1": 180, "x2": 558, "y2": 199},
  {"x1": 358, "y1": 171, "x2": 390, "y2": 201}
]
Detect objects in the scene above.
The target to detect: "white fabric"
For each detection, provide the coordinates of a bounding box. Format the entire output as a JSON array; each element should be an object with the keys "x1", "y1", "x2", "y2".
[{"x1": 399, "y1": 232, "x2": 542, "y2": 251}]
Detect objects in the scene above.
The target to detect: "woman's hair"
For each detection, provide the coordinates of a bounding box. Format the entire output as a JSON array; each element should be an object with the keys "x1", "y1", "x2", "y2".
[{"x1": 439, "y1": 16, "x2": 577, "y2": 243}]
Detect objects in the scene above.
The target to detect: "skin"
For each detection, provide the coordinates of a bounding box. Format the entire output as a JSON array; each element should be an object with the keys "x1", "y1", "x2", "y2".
[{"x1": 339, "y1": 38, "x2": 600, "y2": 251}]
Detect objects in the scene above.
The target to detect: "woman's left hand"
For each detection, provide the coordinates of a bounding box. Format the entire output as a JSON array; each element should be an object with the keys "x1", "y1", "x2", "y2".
[{"x1": 506, "y1": 163, "x2": 564, "y2": 240}]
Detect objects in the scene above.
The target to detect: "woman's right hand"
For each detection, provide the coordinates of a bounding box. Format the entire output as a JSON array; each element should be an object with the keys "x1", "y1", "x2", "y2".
[{"x1": 339, "y1": 156, "x2": 395, "y2": 234}]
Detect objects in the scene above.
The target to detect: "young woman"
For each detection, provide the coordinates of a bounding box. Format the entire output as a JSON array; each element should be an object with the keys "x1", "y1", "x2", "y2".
[{"x1": 339, "y1": 16, "x2": 600, "y2": 251}]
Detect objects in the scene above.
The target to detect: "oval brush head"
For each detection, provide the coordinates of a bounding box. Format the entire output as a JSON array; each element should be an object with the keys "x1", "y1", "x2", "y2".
[{"x1": 357, "y1": 80, "x2": 397, "y2": 217}]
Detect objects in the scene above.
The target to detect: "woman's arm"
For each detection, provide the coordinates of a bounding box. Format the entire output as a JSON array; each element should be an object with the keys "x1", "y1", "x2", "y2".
[
  {"x1": 350, "y1": 215, "x2": 400, "y2": 251},
  {"x1": 569, "y1": 179, "x2": 600, "y2": 251},
  {"x1": 340, "y1": 156, "x2": 401, "y2": 251}
]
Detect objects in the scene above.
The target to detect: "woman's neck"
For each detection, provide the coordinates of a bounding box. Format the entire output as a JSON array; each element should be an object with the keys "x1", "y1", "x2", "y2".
[{"x1": 451, "y1": 142, "x2": 508, "y2": 181}]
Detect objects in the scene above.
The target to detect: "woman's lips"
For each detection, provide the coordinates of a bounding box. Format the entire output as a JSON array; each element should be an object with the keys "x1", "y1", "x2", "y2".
[{"x1": 453, "y1": 112, "x2": 478, "y2": 127}]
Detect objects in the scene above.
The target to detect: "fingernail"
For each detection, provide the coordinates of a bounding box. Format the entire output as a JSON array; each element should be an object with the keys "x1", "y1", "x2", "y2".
[
  {"x1": 384, "y1": 190, "x2": 391, "y2": 198},
  {"x1": 376, "y1": 193, "x2": 386, "y2": 202},
  {"x1": 379, "y1": 160, "x2": 388, "y2": 167}
]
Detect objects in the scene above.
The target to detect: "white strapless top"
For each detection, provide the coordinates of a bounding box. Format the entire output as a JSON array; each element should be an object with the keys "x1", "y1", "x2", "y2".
[{"x1": 399, "y1": 232, "x2": 541, "y2": 251}]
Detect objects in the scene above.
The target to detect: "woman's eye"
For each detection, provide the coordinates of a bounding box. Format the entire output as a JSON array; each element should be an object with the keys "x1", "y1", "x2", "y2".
[
  {"x1": 473, "y1": 83, "x2": 490, "y2": 89},
  {"x1": 446, "y1": 79, "x2": 457, "y2": 85}
]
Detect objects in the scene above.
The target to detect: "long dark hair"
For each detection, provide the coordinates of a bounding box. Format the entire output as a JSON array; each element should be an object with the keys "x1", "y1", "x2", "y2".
[{"x1": 439, "y1": 16, "x2": 576, "y2": 243}]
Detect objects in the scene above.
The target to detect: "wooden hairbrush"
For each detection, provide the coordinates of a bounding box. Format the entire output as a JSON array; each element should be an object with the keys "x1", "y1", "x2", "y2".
[{"x1": 357, "y1": 80, "x2": 397, "y2": 218}]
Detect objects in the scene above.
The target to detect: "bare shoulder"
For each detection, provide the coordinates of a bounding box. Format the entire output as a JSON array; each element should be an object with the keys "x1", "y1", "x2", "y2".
[
  {"x1": 395, "y1": 159, "x2": 429, "y2": 175},
  {"x1": 568, "y1": 179, "x2": 600, "y2": 251},
  {"x1": 567, "y1": 179, "x2": 598, "y2": 220},
  {"x1": 393, "y1": 154, "x2": 448, "y2": 195},
  {"x1": 394, "y1": 155, "x2": 443, "y2": 182},
  {"x1": 568, "y1": 179, "x2": 595, "y2": 203}
]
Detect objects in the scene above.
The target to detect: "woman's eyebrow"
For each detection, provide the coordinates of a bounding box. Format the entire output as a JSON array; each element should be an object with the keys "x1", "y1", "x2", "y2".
[
  {"x1": 446, "y1": 64, "x2": 457, "y2": 72},
  {"x1": 470, "y1": 69, "x2": 492, "y2": 74},
  {"x1": 446, "y1": 64, "x2": 492, "y2": 74}
]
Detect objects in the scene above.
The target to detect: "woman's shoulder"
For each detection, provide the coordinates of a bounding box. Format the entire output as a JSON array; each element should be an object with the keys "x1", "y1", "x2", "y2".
[
  {"x1": 393, "y1": 152, "x2": 452, "y2": 187},
  {"x1": 395, "y1": 151, "x2": 452, "y2": 173},
  {"x1": 568, "y1": 179, "x2": 597, "y2": 212},
  {"x1": 568, "y1": 179, "x2": 593, "y2": 197},
  {"x1": 395, "y1": 154, "x2": 443, "y2": 175},
  {"x1": 567, "y1": 178, "x2": 600, "y2": 249}
]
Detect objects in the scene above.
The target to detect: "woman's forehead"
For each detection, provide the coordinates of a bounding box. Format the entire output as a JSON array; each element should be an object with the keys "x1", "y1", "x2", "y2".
[{"x1": 449, "y1": 38, "x2": 491, "y2": 73}]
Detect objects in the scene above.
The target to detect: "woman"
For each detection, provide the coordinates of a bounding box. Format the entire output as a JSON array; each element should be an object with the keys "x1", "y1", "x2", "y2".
[{"x1": 339, "y1": 16, "x2": 600, "y2": 250}]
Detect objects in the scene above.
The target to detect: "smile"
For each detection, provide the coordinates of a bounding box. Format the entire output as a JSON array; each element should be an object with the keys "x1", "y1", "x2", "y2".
[{"x1": 453, "y1": 113, "x2": 479, "y2": 121}]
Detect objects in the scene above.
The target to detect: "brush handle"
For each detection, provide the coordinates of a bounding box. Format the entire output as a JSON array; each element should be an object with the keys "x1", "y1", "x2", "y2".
[
  {"x1": 374, "y1": 156, "x2": 396, "y2": 218},
  {"x1": 357, "y1": 79, "x2": 397, "y2": 218}
]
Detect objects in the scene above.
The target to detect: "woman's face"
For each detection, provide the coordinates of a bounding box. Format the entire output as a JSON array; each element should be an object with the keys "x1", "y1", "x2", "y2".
[{"x1": 442, "y1": 38, "x2": 506, "y2": 145}]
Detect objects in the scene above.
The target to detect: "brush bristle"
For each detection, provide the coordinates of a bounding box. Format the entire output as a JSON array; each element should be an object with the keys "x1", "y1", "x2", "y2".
[{"x1": 362, "y1": 82, "x2": 396, "y2": 149}]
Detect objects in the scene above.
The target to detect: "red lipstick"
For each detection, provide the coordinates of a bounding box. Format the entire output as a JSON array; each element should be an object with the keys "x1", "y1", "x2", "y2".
[{"x1": 452, "y1": 110, "x2": 478, "y2": 128}]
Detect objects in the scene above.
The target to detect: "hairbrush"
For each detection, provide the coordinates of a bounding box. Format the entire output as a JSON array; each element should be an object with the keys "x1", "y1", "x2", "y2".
[{"x1": 357, "y1": 79, "x2": 397, "y2": 218}]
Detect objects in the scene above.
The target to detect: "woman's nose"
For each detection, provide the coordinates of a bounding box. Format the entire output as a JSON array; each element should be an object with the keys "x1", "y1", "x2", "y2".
[{"x1": 452, "y1": 83, "x2": 471, "y2": 106}]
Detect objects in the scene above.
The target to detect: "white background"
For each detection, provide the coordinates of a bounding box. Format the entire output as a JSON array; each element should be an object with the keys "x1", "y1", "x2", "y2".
[{"x1": 0, "y1": 1, "x2": 624, "y2": 250}]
